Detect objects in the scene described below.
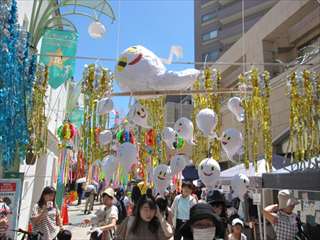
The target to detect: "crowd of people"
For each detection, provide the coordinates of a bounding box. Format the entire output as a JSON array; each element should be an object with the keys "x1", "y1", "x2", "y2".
[{"x1": 19, "y1": 181, "x2": 304, "y2": 240}]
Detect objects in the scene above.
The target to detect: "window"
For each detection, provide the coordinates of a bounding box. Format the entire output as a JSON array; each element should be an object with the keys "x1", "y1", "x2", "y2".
[
  {"x1": 202, "y1": 30, "x2": 218, "y2": 42},
  {"x1": 201, "y1": 12, "x2": 216, "y2": 23},
  {"x1": 202, "y1": 50, "x2": 219, "y2": 62}
]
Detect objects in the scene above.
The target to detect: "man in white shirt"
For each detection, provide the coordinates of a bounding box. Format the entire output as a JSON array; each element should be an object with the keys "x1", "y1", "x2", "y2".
[{"x1": 171, "y1": 181, "x2": 197, "y2": 240}]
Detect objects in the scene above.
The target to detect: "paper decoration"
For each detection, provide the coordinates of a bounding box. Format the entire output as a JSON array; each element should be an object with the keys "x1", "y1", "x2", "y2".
[
  {"x1": 221, "y1": 128, "x2": 243, "y2": 160},
  {"x1": 162, "y1": 127, "x2": 184, "y2": 150},
  {"x1": 174, "y1": 117, "x2": 195, "y2": 145},
  {"x1": 128, "y1": 102, "x2": 151, "y2": 128},
  {"x1": 153, "y1": 164, "x2": 171, "y2": 196},
  {"x1": 198, "y1": 158, "x2": 220, "y2": 189},
  {"x1": 231, "y1": 173, "x2": 250, "y2": 201},
  {"x1": 302, "y1": 192, "x2": 309, "y2": 201},
  {"x1": 102, "y1": 155, "x2": 118, "y2": 181},
  {"x1": 117, "y1": 142, "x2": 137, "y2": 172},
  {"x1": 170, "y1": 154, "x2": 188, "y2": 175},
  {"x1": 228, "y1": 97, "x2": 244, "y2": 122},
  {"x1": 115, "y1": 45, "x2": 199, "y2": 95},
  {"x1": 196, "y1": 108, "x2": 218, "y2": 139},
  {"x1": 40, "y1": 29, "x2": 78, "y2": 89},
  {"x1": 88, "y1": 21, "x2": 106, "y2": 39},
  {"x1": 294, "y1": 190, "x2": 299, "y2": 198},
  {"x1": 96, "y1": 97, "x2": 113, "y2": 115},
  {"x1": 315, "y1": 212, "x2": 320, "y2": 224},
  {"x1": 99, "y1": 130, "x2": 113, "y2": 145},
  {"x1": 253, "y1": 193, "x2": 261, "y2": 205},
  {"x1": 315, "y1": 201, "x2": 320, "y2": 210}
]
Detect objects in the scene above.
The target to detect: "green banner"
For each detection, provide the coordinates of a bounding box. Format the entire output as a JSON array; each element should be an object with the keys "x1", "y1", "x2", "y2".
[{"x1": 40, "y1": 29, "x2": 78, "y2": 89}]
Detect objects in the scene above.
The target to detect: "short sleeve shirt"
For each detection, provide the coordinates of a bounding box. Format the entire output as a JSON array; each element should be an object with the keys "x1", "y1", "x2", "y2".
[
  {"x1": 177, "y1": 196, "x2": 196, "y2": 220},
  {"x1": 31, "y1": 204, "x2": 59, "y2": 240},
  {"x1": 273, "y1": 211, "x2": 298, "y2": 240},
  {"x1": 96, "y1": 205, "x2": 118, "y2": 240}
]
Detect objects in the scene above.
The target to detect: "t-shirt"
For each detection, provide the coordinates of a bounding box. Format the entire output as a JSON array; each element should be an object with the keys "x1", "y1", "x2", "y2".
[
  {"x1": 31, "y1": 204, "x2": 60, "y2": 240},
  {"x1": 228, "y1": 233, "x2": 247, "y2": 240},
  {"x1": 95, "y1": 205, "x2": 118, "y2": 240},
  {"x1": 176, "y1": 195, "x2": 196, "y2": 220}
]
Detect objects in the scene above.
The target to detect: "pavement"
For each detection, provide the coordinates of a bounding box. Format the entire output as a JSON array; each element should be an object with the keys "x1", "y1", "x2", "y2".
[{"x1": 64, "y1": 200, "x2": 103, "y2": 240}]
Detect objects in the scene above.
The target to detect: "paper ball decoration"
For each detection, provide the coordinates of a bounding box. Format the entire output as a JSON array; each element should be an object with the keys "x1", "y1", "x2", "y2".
[
  {"x1": 96, "y1": 97, "x2": 113, "y2": 116},
  {"x1": 153, "y1": 164, "x2": 171, "y2": 196},
  {"x1": 228, "y1": 97, "x2": 244, "y2": 122},
  {"x1": 57, "y1": 122, "x2": 76, "y2": 141},
  {"x1": 88, "y1": 21, "x2": 106, "y2": 39},
  {"x1": 102, "y1": 155, "x2": 118, "y2": 180},
  {"x1": 170, "y1": 154, "x2": 188, "y2": 175},
  {"x1": 117, "y1": 142, "x2": 137, "y2": 172},
  {"x1": 231, "y1": 173, "x2": 250, "y2": 201},
  {"x1": 196, "y1": 108, "x2": 218, "y2": 139},
  {"x1": 115, "y1": 45, "x2": 199, "y2": 97},
  {"x1": 99, "y1": 130, "x2": 113, "y2": 145},
  {"x1": 198, "y1": 158, "x2": 221, "y2": 189},
  {"x1": 174, "y1": 117, "x2": 195, "y2": 145},
  {"x1": 221, "y1": 128, "x2": 243, "y2": 160}
]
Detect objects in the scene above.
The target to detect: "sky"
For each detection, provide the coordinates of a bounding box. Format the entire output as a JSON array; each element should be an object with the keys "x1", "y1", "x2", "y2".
[{"x1": 66, "y1": 0, "x2": 195, "y2": 118}]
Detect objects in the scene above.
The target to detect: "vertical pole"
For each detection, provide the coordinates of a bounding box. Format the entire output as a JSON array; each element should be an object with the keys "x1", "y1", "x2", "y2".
[{"x1": 262, "y1": 189, "x2": 267, "y2": 240}]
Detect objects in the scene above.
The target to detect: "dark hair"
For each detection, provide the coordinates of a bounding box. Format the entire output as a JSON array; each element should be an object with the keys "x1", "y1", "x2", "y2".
[
  {"x1": 146, "y1": 188, "x2": 153, "y2": 199},
  {"x1": 38, "y1": 186, "x2": 56, "y2": 208},
  {"x1": 182, "y1": 181, "x2": 194, "y2": 190},
  {"x1": 129, "y1": 194, "x2": 159, "y2": 235},
  {"x1": 155, "y1": 196, "x2": 168, "y2": 213},
  {"x1": 131, "y1": 185, "x2": 141, "y2": 205}
]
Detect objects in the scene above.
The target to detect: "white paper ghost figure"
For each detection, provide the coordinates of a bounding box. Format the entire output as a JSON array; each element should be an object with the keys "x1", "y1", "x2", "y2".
[
  {"x1": 196, "y1": 108, "x2": 218, "y2": 139},
  {"x1": 170, "y1": 154, "x2": 188, "y2": 175},
  {"x1": 102, "y1": 155, "x2": 118, "y2": 181},
  {"x1": 162, "y1": 127, "x2": 177, "y2": 149},
  {"x1": 174, "y1": 117, "x2": 195, "y2": 145},
  {"x1": 117, "y1": 142, "x2": 137, "y2": 172},
  {"x1": 221, "y1": 128, "x2": 243, "y2": 160},
  {"x1": 115, "y1": 45, "x2": 200, "y2": 96},
  {"x1": 228, "y1": 97, "x2": 244, "y2": 122},
  {"x1": 128, "y1": 102, "x2": 151, "y2": 129},
  {"x1": 96, "y1": 97, "x2": 113, "y2": 116},
  {"x1": 99, "y1": 130, "x2": 113, "y2": 145},
  {"x1": 198, "y1": 158, "x2": 221, "y2": 190},
  {"x1": 231, "y1": 173, "x2": 250, "y2": 201},
  {"x1": 153, "y1": 164, "x2": 171, "y2": 197}
]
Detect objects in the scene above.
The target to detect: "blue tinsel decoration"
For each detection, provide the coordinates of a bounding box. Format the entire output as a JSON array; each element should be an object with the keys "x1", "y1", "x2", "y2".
[{"x1": 0, "y1": 0, "x2": 36, "y2": 170}]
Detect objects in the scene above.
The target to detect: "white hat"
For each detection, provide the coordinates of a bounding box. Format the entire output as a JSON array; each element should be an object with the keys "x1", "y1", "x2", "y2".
[
  {"x1": 232, "y1": 218, "x2": 244, "y2": 227},
  {"x1": 103, "y1": 188, "x2": 115, "y2": 198},
  {"x1": 278, "y1": 189, "x2": 299, "y2": 209}
]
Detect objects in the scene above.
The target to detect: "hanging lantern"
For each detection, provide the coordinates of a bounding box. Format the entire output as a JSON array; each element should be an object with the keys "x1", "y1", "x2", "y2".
[
  {"x1": 88, "y1": 21, "x2": 106, "y2": 39},
  {"x1": 145, "y1": 129, "x2": 156, "y2": 147}
]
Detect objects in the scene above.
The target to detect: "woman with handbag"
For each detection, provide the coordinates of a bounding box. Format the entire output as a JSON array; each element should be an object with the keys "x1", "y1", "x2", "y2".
[{"x1": 30, "y1": 187, "x2": 63, "y2": 240}]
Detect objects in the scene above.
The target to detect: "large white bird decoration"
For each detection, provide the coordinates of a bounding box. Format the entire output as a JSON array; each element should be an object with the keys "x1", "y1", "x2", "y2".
[{"x1": 115, "y1": 45, "x2": 200, "y2": 94}]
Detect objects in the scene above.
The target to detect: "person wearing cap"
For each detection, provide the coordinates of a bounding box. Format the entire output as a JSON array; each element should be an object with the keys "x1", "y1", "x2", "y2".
[
  {"x1": 206, "y1": 190, "x2": 228, "y2": 239},
  {"x1": 89, "y1": 187, "x2": 119, "y2": 240},
  {"x1": 263, "y1": 189, "x2": 299, "y2": 240},
  {"x1": 227, "y1": 218, "x2": 247, "y2": 240},
  {"x1": 171, "y1": 181, "x2": 198, "y2": 240},
  {"x1": 179, "y1": 203, "x2": 223, "y2": 240}
]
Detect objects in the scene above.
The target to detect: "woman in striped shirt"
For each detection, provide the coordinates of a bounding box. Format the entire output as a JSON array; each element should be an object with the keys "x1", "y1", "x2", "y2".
[{"x1": 31, "y1": 187, "x2": 63, "y2": 240}]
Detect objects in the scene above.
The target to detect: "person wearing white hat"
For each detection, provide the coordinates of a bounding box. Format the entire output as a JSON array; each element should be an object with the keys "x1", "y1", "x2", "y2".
[
  {"x1": 263, "y1": 189, "x2": 299, "y2": 240},
  {"x1": 227, "y1": 218, "x2": 247, "y2": 240}
]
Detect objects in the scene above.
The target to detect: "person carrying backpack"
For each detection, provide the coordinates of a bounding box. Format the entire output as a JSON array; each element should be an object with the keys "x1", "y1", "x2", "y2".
[{"x1": 115, "y1": 188, "x2": 128, "y2": 225}]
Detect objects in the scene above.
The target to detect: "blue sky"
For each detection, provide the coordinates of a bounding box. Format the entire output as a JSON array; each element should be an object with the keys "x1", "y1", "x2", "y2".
[{"x1": 68, "y1": 0, "x2": 195, "y2": 118}]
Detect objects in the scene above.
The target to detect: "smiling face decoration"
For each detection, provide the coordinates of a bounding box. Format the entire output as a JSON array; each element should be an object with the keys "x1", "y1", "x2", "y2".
[
  {"x1": 115, "y1": 45, "x2": 199, "y2": 98},
  {"x1": 198, "y1": 158, "x2": 221, "y2": 189},
  {"x1": 96, "y1": 97, "x2": 114, "y2": 116},
  {"x1": 99, "y1": 130, "x2": 113, "y2": 145},
  {"x1": 128, "y1": 102, "x2": 151, "y2": 129},
  {"x1": 153, "y1": 164, "x2": 171, "y2": 196},
  {"x1": 227, "y1": 97, "x2": 244, "y2": 122},
  {"x1": 162, "y1": 127, "x2": 176, "y2": 149},
  {"x1": 117, "y1": 142, "x2": 137, "y2": 172},
  {"x1": 174, "y1": 117, "x2": 195, "y2": 145},
  {"x1": 170, "y1": 154, "x2": 188, "y2": 175},
  {"x1": 231, "y1": 174, "x2": 250, "y2": 201},
  {"x1": 221, "y1": 128, "x2": 243, "y2": 160},
  {"x1": 102, "y1": 155, "x2": 118, "y2": 181},
  {"x1": 196, "y1": 108, "x2": 218, "y2": 139}
]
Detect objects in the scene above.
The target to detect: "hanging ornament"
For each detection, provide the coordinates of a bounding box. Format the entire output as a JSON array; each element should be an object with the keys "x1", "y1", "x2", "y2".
[
  {"x1": 174, "y1": 117, "x2": 195, "y2": 145},
  {"x1": 145, "y1": 129, "x2": 156, "y2": 147},
  {"x1": 228, "y1": 97, "x2": 245, "y2": 122},
  {"x1": 99, "y1": 129, "x2": 113, "y2": 145},
  {"x1": 153, "y1": 164, "x2": 171, "y2": 197},
  {"x1": 116, "y1": 128, "x2": 135, "y2": 144},
  {"x1": 117, "y1": 142, "x2": 137, "y2": 172},
  {"x1": 220, "y1": 128, "x2": 243, "y2": 161},
  {"x1": 196, "y1": 108, "x2": 218, "y2": 139},
  {"x1": 57, "y1": 121, "x2": 76, "y2": 141},
  {"x1": 96, "y1": 97, "x2": 113, "y2": 115},
  {"x1": 170, "y1": 154, "x2": 188, "y2": 175},
  {"x1": 88, "y1": 21, "x2": 106, "y2": 39},
  {"x1": 231, "y1": 173, "x2": 250, "y2": 201},
  {"x1": 198, "y1": 158, "x2": 220, "y2": 190},
  {"x1": 102, "y1": 155, "x2": 118, "y2": 181},
  {"x1": 128, "y1": 102, "x2": 151, "y2": 128}
]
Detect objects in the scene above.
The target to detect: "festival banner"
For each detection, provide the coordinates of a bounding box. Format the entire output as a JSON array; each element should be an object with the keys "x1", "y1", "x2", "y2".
[
  {"x1": 39, "y1": 29, "x2": 78, "y2": 89},
  {"x1": 0, "y1": 179, "x2": 22, "y2": 239}
]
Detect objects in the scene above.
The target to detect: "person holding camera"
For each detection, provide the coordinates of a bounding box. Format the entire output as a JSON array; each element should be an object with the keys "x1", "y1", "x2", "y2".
[{"x1": 30, "y1": 187, "x2": 63, "y2": 240}]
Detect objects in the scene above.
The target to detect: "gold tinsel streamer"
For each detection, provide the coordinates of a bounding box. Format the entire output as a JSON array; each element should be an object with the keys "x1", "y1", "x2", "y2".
[
  {"x1": 28, "y1": 64, "x2": 49, "y2": 159},
  {"x1": 192, "y1": 68, "x2": 222, "y2": 164}
]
